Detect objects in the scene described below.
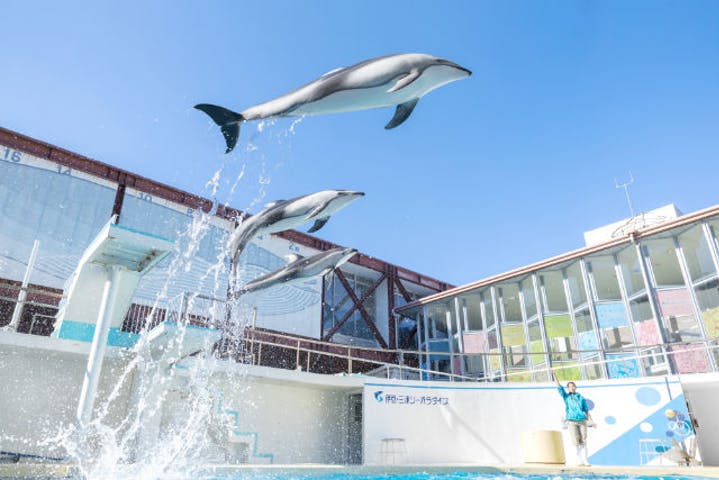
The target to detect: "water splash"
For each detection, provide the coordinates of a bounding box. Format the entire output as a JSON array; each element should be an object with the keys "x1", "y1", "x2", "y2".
[{"x1": 37, "y1": 119, "x2": 307, "y2": 479}]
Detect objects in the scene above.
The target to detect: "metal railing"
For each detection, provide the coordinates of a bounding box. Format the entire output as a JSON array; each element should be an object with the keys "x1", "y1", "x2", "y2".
[{"x1": 235, "y1": 326, "x2": 719, "y2": 382}]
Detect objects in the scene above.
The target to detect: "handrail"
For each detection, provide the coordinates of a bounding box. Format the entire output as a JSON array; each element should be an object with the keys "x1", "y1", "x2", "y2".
[
  {"x1": 244, "y1": 325, "x2": 719, "y2": 361},
  {"x1": 239, "y1": 326, "x2": 719, "y2": 382}
]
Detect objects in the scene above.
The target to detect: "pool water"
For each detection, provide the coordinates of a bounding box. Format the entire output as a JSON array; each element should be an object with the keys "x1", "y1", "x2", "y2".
[{"x1": 205, "y1": 472, "x2": 709, "y2": 480}]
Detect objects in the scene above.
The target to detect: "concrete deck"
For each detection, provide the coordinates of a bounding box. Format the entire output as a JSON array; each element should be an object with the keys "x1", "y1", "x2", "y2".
[{"x1": 2, "y1": 463, "x2": 719, "y2": 479}]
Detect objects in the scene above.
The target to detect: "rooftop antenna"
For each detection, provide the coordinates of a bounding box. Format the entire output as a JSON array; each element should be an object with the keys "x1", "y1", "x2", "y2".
[{"x1": 615, "y1": 172, "x2": 635, "y2": 218}]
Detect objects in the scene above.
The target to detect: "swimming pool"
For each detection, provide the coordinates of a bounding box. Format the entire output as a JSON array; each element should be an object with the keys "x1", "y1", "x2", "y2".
[{"x1": 201, "y1": 471, "x2": 714, "y2": 480}]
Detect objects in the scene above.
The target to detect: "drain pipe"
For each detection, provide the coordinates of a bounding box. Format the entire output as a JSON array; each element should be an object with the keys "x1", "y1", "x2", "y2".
[
  {"x1": 5, "y1": 240, "x2": 41, "y2": 332},
  {"x1": 76, "y1": 265, "x2": 122, "y2": 426}
]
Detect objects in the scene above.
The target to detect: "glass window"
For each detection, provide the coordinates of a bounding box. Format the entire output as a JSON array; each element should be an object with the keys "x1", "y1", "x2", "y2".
[
  {"x1": 487, "y1": 329, "x2": 502, "y2": 374},
  {"x1": 459, "y1": 293, "x2": 483, "y2": 331},
  {"x1": 566, "y1": 262, "x2": 587, "y2": 308},
  {"x1": 630, "y1": 295, "x2": 661, "y2": 347},
  {"x1": 545, "y1": 314, "x2": 577, "y2": 361},
  {"x1": 498, "y1": 283, "x2": 522, "y2": 323},
  {"x1": 606, "y1": 353, "x2": 641, "y2": 378},
  {"x1": 528, "y1": 321, "x2": 543, "y2": 365},
  {"x1": 575, "y1": 308, "x2": 599, "y2": 358},
  {"x1": 643, "y1": 238, "x2": 685, "y2": 287},
  {"x1": 618, "y1": 246, "x2": 645, "y2": 297},
  {"x1": 678, "y1": 225, "x2": 717, "y2": 283},
  {"x1": 594, "y1": 301, "x2": 633, "y2": 349},
  {"x1": 481, "y1": 290, "x2": 496, "y2": 328},
  {"x1": 656, "y1": 288, "x2": 702, "y2": 343},
  {"x1": 0, "y1": 161, "x2": 116, "y2": 288},
  {"x1": 322, "y1": 271, "x2": 379, "y2": 346},
  {"x1": 539, "y1": 270, "x2": 568, "y2": 313},
  {"x1": 586, "y1": 255, "x2": 621, "y2": 301},
  {"x1": 695, "y1": 278, "x2": 719, "y2": 341},
  {"x1": 520, "y1": 278, "x2": 537, "y2": 319},
  {"x1": 582, "y1": 358, "x2": 604, "y2": 380},
  {"x1": 553, "y1": 362, "x2": 581, "y2": 381},
  {"x1": 501, "y1": 323, "x2": 527, "y2": 368},
  {"x1": 639, "y1": 347, "x2": 670, "y2": 376}
]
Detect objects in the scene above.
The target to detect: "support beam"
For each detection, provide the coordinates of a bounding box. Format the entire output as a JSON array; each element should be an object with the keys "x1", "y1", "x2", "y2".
[
  {"x1": 445, "y1": 310, "x2": 456, "y2": 379},
  {"x1": 387, "y1": 268, "x2": 396, "y2": 349},
  {"x1": 76, "y1": 266, "x2": 121, "y2": 426},
  {"x1": 394, "y1": 277, "x2": 413, "y2": 303},
  {"x1": 326, "y1": 270, "x2": 388, "y2": 348},
  {"x1": 5, "y1": 239, "x2": 41, "y2": 332},
  {"x1": 454, "y1": 297, "x2": 466, "y2": 377}
]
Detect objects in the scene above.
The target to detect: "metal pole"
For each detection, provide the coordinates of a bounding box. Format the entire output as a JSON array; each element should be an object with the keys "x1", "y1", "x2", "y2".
[
  {"x1": 491, "y1": 286, "x2": 507, "y2": 380},
  {"x1": 6, "y1": 240, "x2": 41, "y2": 332},
  {"x1": 76, "y1": 266, "x2": 121, "y2": 426},
  {"x1": 422, "y1": 306, "x2": 431, "y2": 379},
  {"x1": 445, "y1": 310, "x2": 455, "y2": 381},
  {"x1": 454, "y1": 297, "x2": 466, "y2": 377}
]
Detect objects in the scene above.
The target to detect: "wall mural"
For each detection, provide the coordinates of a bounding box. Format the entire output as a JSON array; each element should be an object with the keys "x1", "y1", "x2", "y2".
[{"x1": 363, "y1": 377, "x2": 697, "y2": 466}]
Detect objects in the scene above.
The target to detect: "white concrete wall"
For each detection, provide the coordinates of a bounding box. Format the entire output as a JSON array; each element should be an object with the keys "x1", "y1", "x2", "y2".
[
  {"x1": 0, "y1": 334, "x2": 363, "y2": 465},
  {"x1": 203, "y1": 371, "x2": 355, "y2": 464},
  {"x1": 363, "y1": 377, "x2": 695, "y2": 466},
  {"x1": 680, "y1": 372, "x2": 719, "y2": 466},
  {"x1": 0, "y1": 336, "x2": 135, "y2": 458}
]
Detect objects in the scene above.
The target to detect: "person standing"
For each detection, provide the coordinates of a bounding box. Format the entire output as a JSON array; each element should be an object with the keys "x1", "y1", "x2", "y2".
[{"x1": 551, "y1": 368, "x2": 596, "y2": 466}]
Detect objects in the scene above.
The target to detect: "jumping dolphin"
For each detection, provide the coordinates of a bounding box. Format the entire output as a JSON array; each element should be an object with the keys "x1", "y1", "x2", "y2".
[
  {"x1": 227, "y1": 190, "x2": 364, "y2": 266},
  {"x1": 237, "y1": 247, "x2": 357, "y2": 296},
  {"x1": 195, "y1": 53, "x2": 472, "y2": 153}
]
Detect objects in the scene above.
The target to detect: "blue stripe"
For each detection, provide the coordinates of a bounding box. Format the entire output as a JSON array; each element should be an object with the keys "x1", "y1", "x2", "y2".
[
  {"x1": 56, "y1": 320, "x2": 140, "y2": 347},
  {"x1": 111, "y1": 223, "x2": 173, "y2": 243},
  {"x1": 57, "y1": 321, "x2": 95, "y2": 343}
]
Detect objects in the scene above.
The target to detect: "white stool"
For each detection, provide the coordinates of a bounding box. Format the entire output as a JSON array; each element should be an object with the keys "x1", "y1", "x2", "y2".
[{"x1": 380, "y1": 437, "x2": 407, "y2": 465}]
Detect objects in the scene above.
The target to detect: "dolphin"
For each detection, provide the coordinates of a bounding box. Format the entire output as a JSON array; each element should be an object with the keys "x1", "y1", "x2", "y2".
[
  {"x1": 227, "y1": 190, "x2": 364, "y2": 265},
  {"x1": 237, "y1": 247, "x2": 357, "y2": 296},
  {"x1": 195, "y1": 53, "x2": 472, "y2": 153}
]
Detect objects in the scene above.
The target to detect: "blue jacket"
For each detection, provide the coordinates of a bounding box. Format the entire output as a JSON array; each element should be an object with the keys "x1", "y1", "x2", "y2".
[{"x1": 558, "y1": 387, "x2": 588, "y2": 421}]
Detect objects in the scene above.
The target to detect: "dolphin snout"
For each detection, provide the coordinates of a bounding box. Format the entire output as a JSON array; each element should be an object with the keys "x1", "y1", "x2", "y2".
[{"x1": 438, "y1": 58, "x2": 472, "y2": 76}]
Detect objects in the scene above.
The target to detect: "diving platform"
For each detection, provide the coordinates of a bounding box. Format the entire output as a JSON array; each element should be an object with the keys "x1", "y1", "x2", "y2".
[{"x1": 52, "y1": 217, "x2": 173, "y2": 347}]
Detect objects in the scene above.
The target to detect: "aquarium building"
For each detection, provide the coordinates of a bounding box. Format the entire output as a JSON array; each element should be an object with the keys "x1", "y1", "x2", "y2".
[
  {"x1": 0, "y1": 126, "x2": 450, "y2": 373},
  {"x1": 396, "y1": 203, "x2": 719, "y2": 382}
]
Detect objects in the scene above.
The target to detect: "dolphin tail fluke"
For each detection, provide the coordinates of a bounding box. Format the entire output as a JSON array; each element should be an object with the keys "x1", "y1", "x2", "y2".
[{"x1": 194, "y1": 103, "x2": 244, "y2": 153}]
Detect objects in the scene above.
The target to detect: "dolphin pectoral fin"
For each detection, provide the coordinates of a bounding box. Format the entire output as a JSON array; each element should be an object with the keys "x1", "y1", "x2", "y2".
[
  {"x1": 307, "y1": 202, "x2": 329, "y2": 219},
  {"x1": 387, "y1": 70, "x2": 420, "y2": 93},
  {"x1": 385, "y1": 99, "x2": 419, "y2": 130},
  {"x1": 307, "y1": 217, "x2": 329, "y2": 233},
  {"x1": 194, "y1": 103, "x2": 244, "y2": 153}
]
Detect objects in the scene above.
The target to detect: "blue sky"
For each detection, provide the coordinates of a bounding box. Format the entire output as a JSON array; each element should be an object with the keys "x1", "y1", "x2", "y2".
[{"x1": 2, "y1": 1, "x2": 718, "y2": 286}]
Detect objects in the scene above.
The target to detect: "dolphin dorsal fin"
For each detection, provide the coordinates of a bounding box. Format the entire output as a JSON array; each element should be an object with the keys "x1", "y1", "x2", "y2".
[
  {"x1": 385, "y1": 99, "x2": 419, "y2": 130},
  {"x1": 321, "y1": 67, "x2": 346, "y2": 78},
  {"x1": 387, "y1": 69, "x2": 421, "y2": 93},
  {"x1": 265, "y1": 200, "x2": 285, "y2": 209},
  {"x1": 285, "y1": 253, "x2": 304, "y2": 263}
]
